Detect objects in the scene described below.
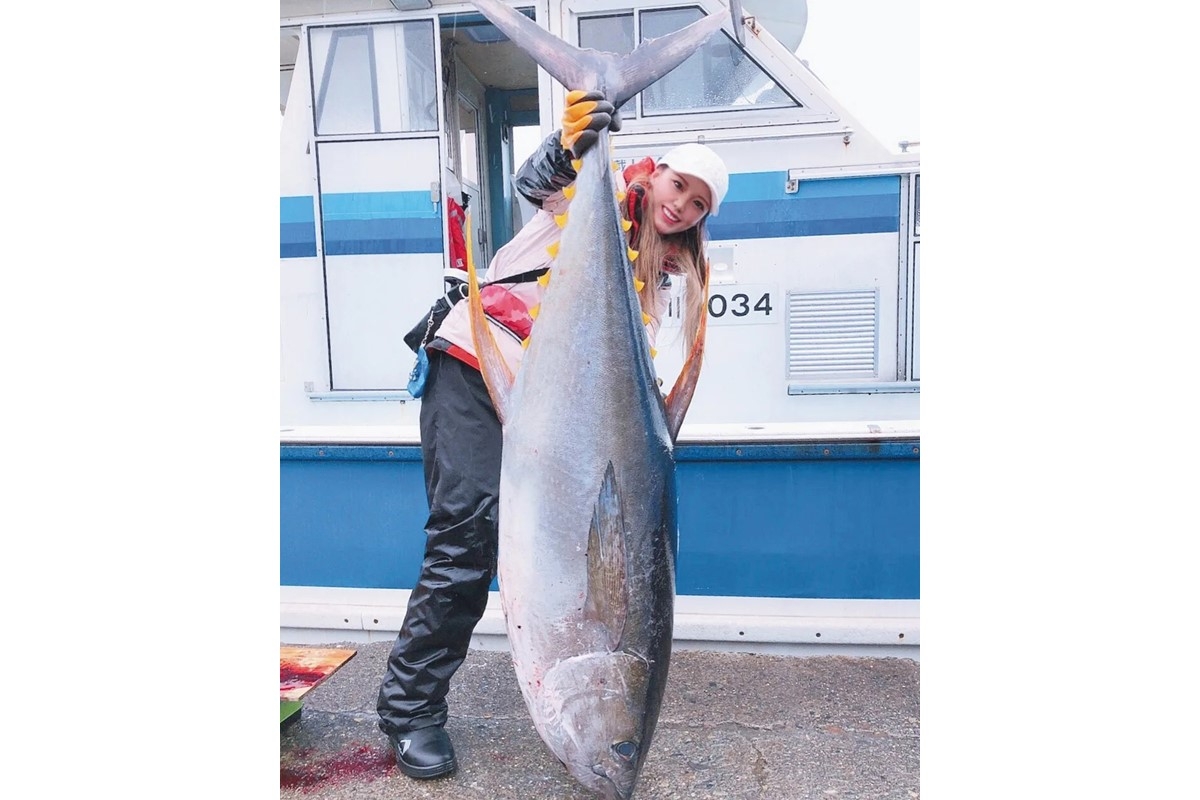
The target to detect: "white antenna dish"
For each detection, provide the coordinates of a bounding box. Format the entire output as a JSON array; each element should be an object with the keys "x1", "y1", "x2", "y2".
[{"x1": 741, "y1": 0, "x2": 808, "y2": 51}]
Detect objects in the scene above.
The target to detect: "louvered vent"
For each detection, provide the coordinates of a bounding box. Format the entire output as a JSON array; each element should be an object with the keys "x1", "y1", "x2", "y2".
[{"x1": 787, "y1": 289, "x2": 879, "y2": 380}]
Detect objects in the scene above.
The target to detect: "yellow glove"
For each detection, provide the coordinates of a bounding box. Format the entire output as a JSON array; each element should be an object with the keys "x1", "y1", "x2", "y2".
[{"x1": 561, "y1": 90, "x2": 621, "y2": 159}]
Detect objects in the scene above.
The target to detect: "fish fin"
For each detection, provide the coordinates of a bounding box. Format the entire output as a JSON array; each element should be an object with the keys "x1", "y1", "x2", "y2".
[
  {"x1": 583, "y1": 461, "x2": 628, "y2": 653},
  {"x1": 664, "y1": 263, "x2": 710, "y2": 442},
  {"x1": 729, "y1": 0, "x2": 748, "y2": 46},
  {"x1": 466, "y1": 224, "x2": 514, "y2": 422},
  {"x1": 468, "y1": 0, "x2": 726, "y2": 108},
  {"x1": 554, "y1": 213, "x2": 568, "y2": 229},
  {"x1": 621, "y1": 218, "x2": 632, "y2": 232},
  {"x1": 627, "y1": 247, "x2": 639, "y2": 262},
  {"x1": 562, "y1": 184, "x2": 576, "y2": 200},
  {"x1": 529, "y1": 304, "x2": 540, "y2": 320},
  {"x1": 546, "y1": 241, "x2": 559, "y2": 259},
  {"x1": 537, "y1": 272, "x2": 551, "y2": 288},
  {"x1": 633, "y1": 277, "x2": 644, "y2": 292}
]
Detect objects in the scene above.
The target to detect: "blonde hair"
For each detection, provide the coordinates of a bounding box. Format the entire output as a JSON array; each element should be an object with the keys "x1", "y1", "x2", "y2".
[{"x1": 627, "y1": 178, "x2": 710, "y2": 352}]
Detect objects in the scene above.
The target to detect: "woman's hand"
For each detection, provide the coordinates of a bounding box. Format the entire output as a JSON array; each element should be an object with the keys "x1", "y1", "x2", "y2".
[{"x1": 561, "y1": 90, "x2": 621, "y2": 159}]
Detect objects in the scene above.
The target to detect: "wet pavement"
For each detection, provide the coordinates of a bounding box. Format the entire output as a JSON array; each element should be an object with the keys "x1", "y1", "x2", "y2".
[{"x1": 280, "y1": 641, "x2": 920, "y2": 799}]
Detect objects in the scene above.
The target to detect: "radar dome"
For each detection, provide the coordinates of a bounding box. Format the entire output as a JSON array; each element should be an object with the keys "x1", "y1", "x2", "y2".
[{"x1": 743, "y1": 0, "x2": 808, "y2": 51}]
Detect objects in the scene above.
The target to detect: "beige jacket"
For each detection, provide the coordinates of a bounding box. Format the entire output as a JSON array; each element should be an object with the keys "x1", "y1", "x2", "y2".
[{"x1": 430, "y1": 184, "x2": 669, "y2": 376}]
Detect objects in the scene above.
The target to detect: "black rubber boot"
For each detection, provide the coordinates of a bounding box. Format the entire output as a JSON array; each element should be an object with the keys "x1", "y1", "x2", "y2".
[{"x1": 387, "y1": 725, "x2": 457, "y2": 779}]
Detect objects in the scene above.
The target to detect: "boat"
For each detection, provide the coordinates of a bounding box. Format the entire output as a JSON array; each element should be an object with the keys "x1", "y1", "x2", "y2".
[{"x1": 280, "y1": 0, "x2": 920, "y2": 658}]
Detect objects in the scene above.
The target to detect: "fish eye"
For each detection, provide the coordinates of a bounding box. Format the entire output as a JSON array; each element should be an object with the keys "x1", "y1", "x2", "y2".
[{"x1": 612, "y1": 740, "x2": 639, "y2": 761}]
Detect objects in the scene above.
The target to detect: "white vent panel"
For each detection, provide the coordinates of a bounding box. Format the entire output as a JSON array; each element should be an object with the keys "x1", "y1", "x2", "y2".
[{"x1": 786, "y1": 289, "x2": 879, "y2": 380}]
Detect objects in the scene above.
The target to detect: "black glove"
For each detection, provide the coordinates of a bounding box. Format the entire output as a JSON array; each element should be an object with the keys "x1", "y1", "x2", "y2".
[
  {"x1": 513, "y1": 131, "x2": 579, "y2": 208},
  {"x1": 513, "y1": 91, "x2": 622, "y2": 208},
  {"x1": 560, "y1": 90, "x2": 621, "y2": 159}
]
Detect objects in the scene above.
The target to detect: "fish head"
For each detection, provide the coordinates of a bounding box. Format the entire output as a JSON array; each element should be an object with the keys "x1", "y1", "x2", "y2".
[{"x1": 542, "y1": 650, "x2": 658, "y2": 799}]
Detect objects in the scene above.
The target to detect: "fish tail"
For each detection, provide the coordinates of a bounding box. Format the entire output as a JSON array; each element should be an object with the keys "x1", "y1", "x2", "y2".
[{"x1": 469, "y1": 0, "x2": 727, "y2": 105}]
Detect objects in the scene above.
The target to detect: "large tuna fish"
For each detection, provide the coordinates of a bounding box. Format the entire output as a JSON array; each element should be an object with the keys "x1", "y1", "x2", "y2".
[{"x1": 464, "y1": 1, "x2": 726, "y2": 797}]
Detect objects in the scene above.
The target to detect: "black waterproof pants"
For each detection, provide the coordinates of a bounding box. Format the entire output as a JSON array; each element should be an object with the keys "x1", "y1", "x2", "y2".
[{"x1": 377, "y1": 349, "x2": 502, "y2": 735}]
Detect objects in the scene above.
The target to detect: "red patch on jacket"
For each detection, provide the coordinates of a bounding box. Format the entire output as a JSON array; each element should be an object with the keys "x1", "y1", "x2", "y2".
[
  {"x1": 480, "y1": 284, "x2": 534, "y2": 340},
  {"x1": 623, "y1": 158, "x2": 654, "y2": 252}
]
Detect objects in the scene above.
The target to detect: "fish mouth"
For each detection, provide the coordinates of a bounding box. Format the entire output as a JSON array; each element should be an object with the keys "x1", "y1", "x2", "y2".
[{"x1": 590, "y1": 766, "x2": 634, "y2": 800}]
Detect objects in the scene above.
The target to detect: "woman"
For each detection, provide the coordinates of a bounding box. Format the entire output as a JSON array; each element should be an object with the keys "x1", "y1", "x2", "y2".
[{"x1": 376, "y1": 91, "x2": 729, "y2": 780}]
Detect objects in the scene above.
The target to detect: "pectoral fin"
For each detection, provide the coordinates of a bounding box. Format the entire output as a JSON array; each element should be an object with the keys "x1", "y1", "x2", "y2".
[
  {"x1": 583, "y1": 462, "x2": 628, "y2": 653},
  {"x1": 664, "y1": 267, "x2": 710, "y2": 442},
  {"x1": 466, "y1": 222, "x2": 514, "y2": 422}
]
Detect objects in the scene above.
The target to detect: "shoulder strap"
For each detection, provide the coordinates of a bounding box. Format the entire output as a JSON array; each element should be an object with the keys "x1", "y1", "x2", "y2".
[
  {"x1": 441, "y1": 266, "x2": 550, "y2": 306},
  {"x1": 482, "y1": 267, "x2": 549, "y2": 287}
]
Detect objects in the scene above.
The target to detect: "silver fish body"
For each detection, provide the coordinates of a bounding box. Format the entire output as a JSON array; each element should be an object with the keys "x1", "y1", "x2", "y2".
[
  {"x1": 465, "y1": 2, "x2": 724, "y2": 796},
  {"x1": 499, "y1": 144, "x2": 677, "y2": 799}
]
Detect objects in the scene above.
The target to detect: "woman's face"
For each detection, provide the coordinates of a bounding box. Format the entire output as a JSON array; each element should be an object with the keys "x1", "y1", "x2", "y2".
[{"x1": 647, "y1": 165, "x2": 712, "y2": 235}]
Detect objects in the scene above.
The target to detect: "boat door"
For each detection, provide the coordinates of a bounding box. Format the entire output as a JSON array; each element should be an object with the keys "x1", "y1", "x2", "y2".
[{"x1": 305, "y1": 13, "x2": 448, "y2": 392}]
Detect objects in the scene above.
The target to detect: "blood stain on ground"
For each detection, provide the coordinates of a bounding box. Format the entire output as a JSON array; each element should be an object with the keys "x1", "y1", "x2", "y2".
[{"x1": 281, "y1": 743, "x2": 395, "y2": 791}]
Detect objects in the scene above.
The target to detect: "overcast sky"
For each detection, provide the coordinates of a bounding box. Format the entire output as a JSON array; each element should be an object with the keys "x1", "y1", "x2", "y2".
[{"x1": 793, "y1": 0, "x2": 920, "y2": 153}]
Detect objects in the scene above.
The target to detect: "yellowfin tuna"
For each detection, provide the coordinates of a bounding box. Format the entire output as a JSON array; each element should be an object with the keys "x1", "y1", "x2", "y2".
[{"x1": 465, "y1": 1, "x2": 724, "y2": 797}]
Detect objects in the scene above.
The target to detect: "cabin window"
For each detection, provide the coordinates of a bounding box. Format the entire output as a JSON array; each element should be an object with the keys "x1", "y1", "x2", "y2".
[
  {"x1": 457, "y1": 98, "x2": 479, "y2": 187},
  {"x1": 578, "y1": 13, "x2": 635, "y2": 54},
  {"x1": 914, "y1": 174, "x2": 921, "y2": 237},
  {"x1": 911, "y1": 175, "x2": 921, "y2": 380},
  {"x1": 911, "y1": 240, "x2": 921, "y2": 381},
  {"x1": 577, "y1": 6, "x2": 796, "y2": 117},
  {"x1": 280, "y1": 27, "x2": 300, "y2": 115},
  {"x1": 309, "y1": 21, "x2": 438, "y2": 135},
  {"x1": 281, "y1": 69, "x2": 293, "y2": 116}
]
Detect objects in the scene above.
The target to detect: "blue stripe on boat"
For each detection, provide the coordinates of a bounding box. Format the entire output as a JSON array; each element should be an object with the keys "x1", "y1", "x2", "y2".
[
  {"x1": 280, "y1": 441, "x2": 919, "y2": 600},
  {"x1": 708, "y1": 174, "x2": 900, "y2": 241},
  {"x1": 280, "y1": 175, "x2": 901, "y2": 258},
  {"x1": 280, "y1": 197, "x2": 317, "y2": 258}
]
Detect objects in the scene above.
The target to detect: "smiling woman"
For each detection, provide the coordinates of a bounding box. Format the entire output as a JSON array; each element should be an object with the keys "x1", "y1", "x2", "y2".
[{"x1": 649, "y1": 166, "x2": 711, "y2": 233}]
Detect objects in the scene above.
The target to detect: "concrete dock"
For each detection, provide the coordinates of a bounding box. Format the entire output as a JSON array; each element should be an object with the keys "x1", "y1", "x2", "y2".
[{"x1": 280, "y1": 641, "x2": 920, "y2": 799}]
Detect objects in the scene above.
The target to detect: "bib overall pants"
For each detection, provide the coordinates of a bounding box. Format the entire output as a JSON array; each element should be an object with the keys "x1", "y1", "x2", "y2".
[{"x1": 376, "y1": 349, "x2": 501, "y2": 735}]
